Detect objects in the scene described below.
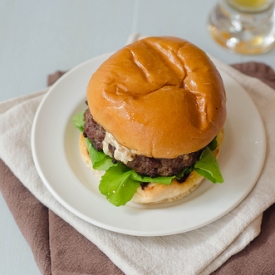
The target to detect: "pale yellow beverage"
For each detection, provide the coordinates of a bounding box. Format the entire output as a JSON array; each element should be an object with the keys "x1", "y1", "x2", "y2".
[
  {"x1": 208, "y1": 0, "x2": 275, "y2": 54},
  {"x1": 227, "y1": 0, "x2": 273, "y2": 11}
]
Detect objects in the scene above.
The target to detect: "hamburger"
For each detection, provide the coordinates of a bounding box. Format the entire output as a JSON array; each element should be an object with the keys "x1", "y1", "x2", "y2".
[{"x1": 73, "y1": 36, "x2": 226, "y2": 206}]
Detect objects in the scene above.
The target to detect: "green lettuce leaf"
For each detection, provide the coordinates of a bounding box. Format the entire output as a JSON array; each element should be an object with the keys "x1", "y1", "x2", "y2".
[
  {"x1": 72, "y1": 113, "x2": 115, "y2": 171},
  {"x1": 207, "y1": 136, "x2": 218, "y2": 151},
  {"x1": 194, "y1": 147, "x2": 224, "y2": 183},
  {"x1": 86, "y1": 139, "x2": 115, "y2": 170},
  {"x1": 99, "y1": 163, "x2": 142, "y2": 206},
  {"x1": 175, "y1": 167, "x2": 193, "y2": 180},
  {"x1": 99, "y1": 163, "x2": 175, "y2": 206},
  {"x1": 72, "y1": 113, "x2": 85, "y2": 132}
]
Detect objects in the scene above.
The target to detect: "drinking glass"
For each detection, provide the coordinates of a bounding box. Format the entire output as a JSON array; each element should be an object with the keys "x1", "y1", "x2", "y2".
[{"x1": 208, "y1": 0, "x2": 275, "y2": 54}]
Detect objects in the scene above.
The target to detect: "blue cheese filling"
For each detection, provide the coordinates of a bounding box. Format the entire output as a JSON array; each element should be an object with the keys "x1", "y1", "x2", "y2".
[{"x1": 102, "y1": 131, "x2": 136, "y2": 164}]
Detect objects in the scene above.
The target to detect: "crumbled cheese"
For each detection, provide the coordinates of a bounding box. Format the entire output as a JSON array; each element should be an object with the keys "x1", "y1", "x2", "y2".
[{"x1": 102, "y1": 131, "x2": 135, "y2": 164}]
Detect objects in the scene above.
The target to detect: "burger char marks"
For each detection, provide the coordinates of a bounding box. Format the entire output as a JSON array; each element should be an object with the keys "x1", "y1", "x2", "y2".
[{"x1": 83, "y1": 109, "x2": 202, "y2": 178}]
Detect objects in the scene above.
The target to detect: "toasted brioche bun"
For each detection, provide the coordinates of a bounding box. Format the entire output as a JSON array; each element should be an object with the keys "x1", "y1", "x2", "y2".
[
  {"x1": 87, "y1": 36, "x2": 226, "y2": 158},
  {"x1": 79, "y1": 129, "x2": 224, "y2": 204}
]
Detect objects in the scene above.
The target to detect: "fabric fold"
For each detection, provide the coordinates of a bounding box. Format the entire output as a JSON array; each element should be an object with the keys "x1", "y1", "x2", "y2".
[{"x1": 0, "y1": 160, "x2": 51, "y2": 275}]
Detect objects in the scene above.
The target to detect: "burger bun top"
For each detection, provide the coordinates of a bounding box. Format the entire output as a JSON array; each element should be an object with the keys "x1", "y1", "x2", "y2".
[{"x1": 87, "y1": 36, "x2": 226, "y2": 158}]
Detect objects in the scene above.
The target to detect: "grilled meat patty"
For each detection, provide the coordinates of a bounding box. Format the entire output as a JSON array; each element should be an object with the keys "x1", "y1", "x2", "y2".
[
  {"x1": 83, "y1": 109, "x2": 202, "y2": 177},
  {"x1": 83, "y1": 109, "x2": 105, "y2": 151}
]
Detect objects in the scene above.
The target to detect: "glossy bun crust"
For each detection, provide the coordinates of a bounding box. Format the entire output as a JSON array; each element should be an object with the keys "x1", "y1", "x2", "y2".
[
  {"x1": 87, "y1": 36, "x2": 226, "y2": 158},
  {"x1": 79, "y1": 130, "x2": 224, "y2": 204}
]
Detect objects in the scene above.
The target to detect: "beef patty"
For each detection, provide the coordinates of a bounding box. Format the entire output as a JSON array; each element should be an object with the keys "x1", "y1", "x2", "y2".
[{"x1": 83, "y1": 109, "x2": 202, "y2": 178}]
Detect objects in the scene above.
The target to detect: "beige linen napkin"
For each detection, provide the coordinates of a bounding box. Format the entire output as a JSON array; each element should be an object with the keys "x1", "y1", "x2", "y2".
[{"x1": 0, "y1": 58, "x2": 275, "y2": 275}]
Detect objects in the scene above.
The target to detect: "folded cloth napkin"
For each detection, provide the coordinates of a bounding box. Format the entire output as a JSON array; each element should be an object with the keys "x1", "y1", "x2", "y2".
[{"x1": 1, "y1": 60, "x2": 275, "y2": 275}]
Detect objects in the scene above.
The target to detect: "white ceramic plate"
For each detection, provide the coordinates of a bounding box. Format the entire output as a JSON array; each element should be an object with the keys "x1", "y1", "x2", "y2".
[{"x1": 32, "y1": 53, "x2": 266, "y2": 236}]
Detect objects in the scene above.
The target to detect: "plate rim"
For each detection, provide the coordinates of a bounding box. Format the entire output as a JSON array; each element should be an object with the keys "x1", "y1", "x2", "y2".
[{"x1": 31, "y1": 53, "x2": 266, "y2": 236}]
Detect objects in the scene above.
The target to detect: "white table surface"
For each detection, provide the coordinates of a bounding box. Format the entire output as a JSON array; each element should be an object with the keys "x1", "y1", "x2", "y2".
[{"x1": 1, "y1": 0, "x2": 274, "y2": 274}]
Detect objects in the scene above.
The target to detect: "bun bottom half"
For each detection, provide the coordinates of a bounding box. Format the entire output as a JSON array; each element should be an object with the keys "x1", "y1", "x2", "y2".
[{"x1": 79, "y1": 130, "x2": 224, "y2": 204}]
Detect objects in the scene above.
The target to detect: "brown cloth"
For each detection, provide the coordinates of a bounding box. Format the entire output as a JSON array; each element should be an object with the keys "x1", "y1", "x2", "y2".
[{"x1": 1, "y1": 62, "x2": 275, "y2": 275}]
